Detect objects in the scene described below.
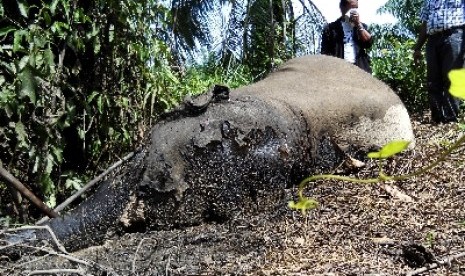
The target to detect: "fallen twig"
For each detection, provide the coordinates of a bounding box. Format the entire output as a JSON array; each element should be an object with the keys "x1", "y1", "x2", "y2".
[
  {"x1": 132, "y1": 237, "x2": 155, "y2": 274},
  {"x1": 7, "y1": 243, "x2": 116, "y2": 275},
  {"x1": 6, "y1": 225, "x2": 68, "y2": 254},
  {"x1": 406, "y1": 251, "x2": 465, "y2": 276},
  {"x1": 27, "y1": 268, "x2": 85, "y2": 275},
  {"x1": 381, "y1": 183, "x2": 415, "y2": 203}
]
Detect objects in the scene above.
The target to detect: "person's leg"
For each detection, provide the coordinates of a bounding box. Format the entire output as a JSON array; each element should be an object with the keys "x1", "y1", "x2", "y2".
[
  {"x1": 438, "y1": 29, "x2": 464, "y2": 122},
  {"x1": 426, "y1": 36, "x2": 445, "y2": 123}
]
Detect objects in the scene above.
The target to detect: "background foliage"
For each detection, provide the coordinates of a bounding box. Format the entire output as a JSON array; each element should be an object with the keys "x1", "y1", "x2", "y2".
[
  {"x1": 370, "y1": 0, "x2": 428, "y2": 113},
  {"x1": 0, "y1": 0, "x2": 253, "y2": 217},
  {"x1": 0, "y1": 0, "x2": 430, "y2": 221}
]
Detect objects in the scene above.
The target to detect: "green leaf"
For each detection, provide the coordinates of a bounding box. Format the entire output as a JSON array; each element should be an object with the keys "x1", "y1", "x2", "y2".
[
  {"x1": 44, "y1": 48, "x2": 55, "y2": 73},
  {"x1": 52, "y1": 146, "x2": 63, "y2": 163},
  {"x1": 77, "y1": 128, "x2": 85, "y2": 140},
  {"x1": 43, "y1": 9, "x2": 52, "y2": 26},
  {"x1": 32, "y1": 155, "x2": 39, "y2": 173},
  {"x1": 45, "y1": 153, "x2": 55, "y2": 174},
  {"x1": 123, "y1": 128, "x2": 130, "y2": 141},
  {"x1": 50, "y1": 0, "x2": 60, "y2": 15},
  {"x1": 18, "y1": 66, "x2": 37, "y2": 104},
  {"x1": 13, "y1": 30, "x2": 27, "y2": 52},
  {"x1": 51, "y1": 22, "x2": 70, "y2": 34},
  {"x1": 368, "y1": 140, "x2": 410, "y2": 159},
  {"x1": 46, "y1": 193, "x2": 56, "y2": 208},
  {"x1": 17, "y1": 55, "x2": 29, "y2": 71},
  {"x1": 87, "y1": 91, "x2": 100, "y2": 103},
  {"x1": 14, "y1": 121, "x2": 28, "y2": 148},
  {"x1": 288, "y1": 197, "x2": 318, "y2": 215},
  {"x1": 61, "y1": 0, "x2": 70, "y2": 19},
  {"x1": 93, "y1": 37, "x2": 101, "y2": 54},
  {"x1": 448, "y1": 69, "x2": 465, "y2": 100},
  {"x1": 0, "y1": 26, "x2": 16, "y2": 37},
  {"x1": 17, "y1": 0, "x2": 29, "y2": 17},
  {"x1": 65, "y1": 177, "x2": 83, "y2": 191}
]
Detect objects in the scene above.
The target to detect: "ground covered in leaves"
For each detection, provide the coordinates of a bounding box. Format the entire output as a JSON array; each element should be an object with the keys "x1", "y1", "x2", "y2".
[{"x1": 1, "y1": 115, "x2": 465, "y2": 275}]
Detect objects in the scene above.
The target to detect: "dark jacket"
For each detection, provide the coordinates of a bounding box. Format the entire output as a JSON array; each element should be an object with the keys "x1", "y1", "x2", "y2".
[{"x1": 320, "y1": 18, "x2": 373, "y2": 73}]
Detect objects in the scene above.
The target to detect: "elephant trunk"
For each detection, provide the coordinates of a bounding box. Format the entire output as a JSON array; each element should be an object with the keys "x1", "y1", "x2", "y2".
[{"x1": 40, "y1": 175, "x2": 132, "y2": 251}]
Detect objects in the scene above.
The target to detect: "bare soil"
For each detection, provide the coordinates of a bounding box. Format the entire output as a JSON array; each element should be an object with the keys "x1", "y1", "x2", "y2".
[{"x1": 1, "y1": 115, "x2": 465, "y2": 275}]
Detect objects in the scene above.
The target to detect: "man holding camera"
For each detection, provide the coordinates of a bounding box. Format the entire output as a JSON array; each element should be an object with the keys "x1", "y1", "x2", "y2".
[{"x1": 320, "y1": 0, "x2": 373, "y2": 73}]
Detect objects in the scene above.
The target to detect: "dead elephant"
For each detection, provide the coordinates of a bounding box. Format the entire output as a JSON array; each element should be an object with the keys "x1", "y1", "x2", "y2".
[{"x1": 1, "y1": 55, "x2": 415, "y2": 252}]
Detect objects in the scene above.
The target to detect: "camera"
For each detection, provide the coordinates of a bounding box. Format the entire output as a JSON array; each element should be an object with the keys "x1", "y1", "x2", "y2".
[{"x1": 344, "y1": 8, "x2": 358, "y2": 25}]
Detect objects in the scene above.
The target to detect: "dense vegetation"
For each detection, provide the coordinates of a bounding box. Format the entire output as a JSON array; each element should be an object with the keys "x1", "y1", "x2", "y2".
[
  {"x1": 370, "y1": 0, "x2": 428, "y2": 113},
  {"x1": 0, "y1": 0, "x2": 428, "y2": 222}
]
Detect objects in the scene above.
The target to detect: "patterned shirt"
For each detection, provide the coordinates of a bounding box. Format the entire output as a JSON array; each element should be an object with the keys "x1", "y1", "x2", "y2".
[{"x1": 419, "y1": 0, "x2": 465, "y2": 34}]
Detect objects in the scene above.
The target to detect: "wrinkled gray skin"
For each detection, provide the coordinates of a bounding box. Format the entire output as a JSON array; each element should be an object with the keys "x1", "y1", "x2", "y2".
[{"x1": 2, "y1": 55, "x2": 415, "y2": 252}]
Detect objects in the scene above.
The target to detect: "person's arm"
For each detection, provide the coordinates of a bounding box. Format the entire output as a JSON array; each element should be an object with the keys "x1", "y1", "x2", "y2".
[
  {"x1": 350, "y1": 11, "x2": 372, "y2": 48},
  {"x1": 413, "y1": 21, "x2": 427, "y2": 65},
  {"x1": 356, "y1": 23, "x2": 372, "y2": 43},
  {"x1": 355, "y1": 23, "x2": 373, "y2": 49}
]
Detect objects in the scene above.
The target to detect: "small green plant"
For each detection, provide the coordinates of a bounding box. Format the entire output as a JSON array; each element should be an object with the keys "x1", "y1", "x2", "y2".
[
  {"x1": 424, "y1": 231, "x2": 436, "y2": 247},
  {"x1": 290, "y1": 69, "x2": 465, "y2": 214},
  {"x1": 289, "y1": 140, "x2": 410, "y2": 214}
]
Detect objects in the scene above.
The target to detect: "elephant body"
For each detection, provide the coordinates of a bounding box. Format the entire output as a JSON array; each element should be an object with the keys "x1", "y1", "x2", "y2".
[{"x1": 3, "y1": 55, "x2": 415, "y2": 251}]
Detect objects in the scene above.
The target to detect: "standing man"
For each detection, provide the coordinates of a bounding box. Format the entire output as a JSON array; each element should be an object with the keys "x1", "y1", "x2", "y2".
[
  {"x1": 413, "y1": 0, "x2": 465, "y2": 124},
  {"x1": 320, "y1": 0, "x2": 373, "y2": 73}
]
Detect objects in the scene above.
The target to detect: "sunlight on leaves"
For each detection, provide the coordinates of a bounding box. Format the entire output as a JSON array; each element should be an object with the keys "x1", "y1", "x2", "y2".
[
  {"x1": 367, "y1": 140, "x2": 410, "y2": 159},
  {"x1": 448, "y1": 69, "x2": 465, "y2": 100}
]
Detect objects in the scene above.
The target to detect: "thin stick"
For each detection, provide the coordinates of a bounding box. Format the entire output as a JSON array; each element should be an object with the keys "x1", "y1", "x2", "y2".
[
  {"x1": 0, "y1": 164, "x2": 58, "y2": 218},
  {"x1": 27, "y1": 269, "x2": 85, "y2": 276},
  {"x1": 6, "y1": 225, "x2": 68, "y2": 254},
  {"x1": 36, "y1": 151, "x2": 135, "y2": 225},
  {"x1": 132, "y1": 238, "x2": 154, "y2": 274},
  {"x1": 5, "y1": 243, "x2": 116, "y2": 275},
  {"x1": 406, "y1": 251, "x2": 465, "y2": 276}
]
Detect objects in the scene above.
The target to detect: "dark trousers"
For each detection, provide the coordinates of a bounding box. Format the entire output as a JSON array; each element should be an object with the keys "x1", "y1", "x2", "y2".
[{"x1": 426, "y1": 27, "x2": 465, "y2": 123}]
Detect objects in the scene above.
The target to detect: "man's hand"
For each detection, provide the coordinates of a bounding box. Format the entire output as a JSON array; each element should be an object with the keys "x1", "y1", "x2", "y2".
[
  {"x1": 349, "y1": 9, "x2": 360, "y2": 26},
  {"x1": 350, "y1": 9, "x2": 371, "y2": 42}
]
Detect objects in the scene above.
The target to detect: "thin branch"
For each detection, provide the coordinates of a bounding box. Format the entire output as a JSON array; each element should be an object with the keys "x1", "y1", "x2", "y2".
[
  {"x1": 3, "y1": 243, "x2": 116, "y2": 275},
  {"x1": 132, "y1": 238, "x2": 155, "y2": 274},
  {"x1": 406, "y1": 251, "x2": 465, "y2": 276},
  {"x1": 0, "y1": 164, "x2": 59, "y2": 218},
  {"x1": 27, "y1": 269, "x2": 85, "y2": 276},
  {"x1": 6, "y1": 225, "x2": 68, "y2": 254},
  {"x1": 19, "y1": 246, "x2": 88, "y2": 268}
]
